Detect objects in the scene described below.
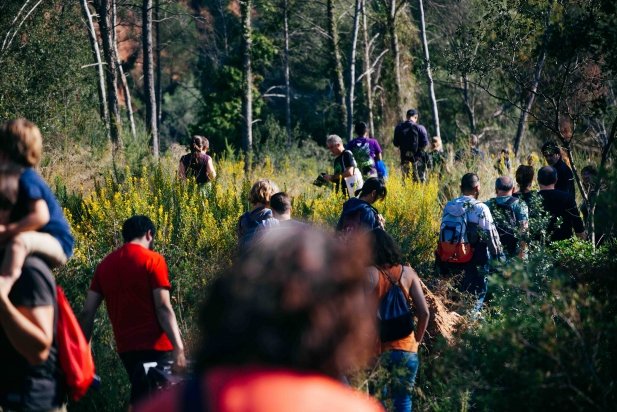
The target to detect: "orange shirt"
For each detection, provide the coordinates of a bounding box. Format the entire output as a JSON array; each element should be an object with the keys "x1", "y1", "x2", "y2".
[
  {"x1": 136, "y1": 366, "x2": 384, "y2": 412},
  {"x1": 376, "y1": 265, "x2": 418, "y2": 353}
]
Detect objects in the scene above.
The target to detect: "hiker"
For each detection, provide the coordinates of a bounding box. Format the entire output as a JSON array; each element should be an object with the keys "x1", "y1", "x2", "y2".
[
  {"x1": 0, "y1": 119, "x2": 74, "y2": 282},
  {"x1": 368, "y1": 229, "x2": 429, "y2": 412},
  {"x1": 436, "y1": 173, "x2": 503, "y2": 312},
  {"x1": 346, "y1": 122, "x2": 383, "y2": 178},
  {"x1": 393, "y1": 109, "x2": 429, "y2": 181},
  {"x1": 178, "y1": 135, "x2": 216, "y2": 185},
  {"x1": 136, "y1": 226, "x2": 383, "y2": 412},
  {"x1": 537, "y1": 166, "x2": 586, "y2": 242},
  {"x1": 494, "y1": 148, "x2": 511, "y2": 175},
  {"x1": 324, "y1": 134, "x2": 361, "y2": 195},
  {"x1": 79, "y1": 215, "x2": 186, "y2": 406},
  {"x1": 485, "y1": 177, "x2": 528, "y2": 259},
  {"x1": 541, "y1": 141, "x2": 575, "y2": 196},
  {"x1": 270, "y1": 192, "x2": 306, "y2": 227},
  {"x1": 336, "y1": 178, "x2": 387, "y2": 233},
  {"x1": 237, "y1": 179, "x2": 280, "y2": 249}
]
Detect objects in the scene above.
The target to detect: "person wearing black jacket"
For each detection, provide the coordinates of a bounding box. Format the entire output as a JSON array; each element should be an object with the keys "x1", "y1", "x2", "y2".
[{"x1": 542, "y1": 142, "x2": 575, "y2": 197}]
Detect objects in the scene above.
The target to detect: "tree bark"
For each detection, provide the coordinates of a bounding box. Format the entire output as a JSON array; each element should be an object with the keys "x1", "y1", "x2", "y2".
[
  {"x1": 112, "y1": 0, "x2": 136, "y2": 140},
  {"x1": 241, "y1": 0, "x2": 253, "y2": 172},
  {"x1": 460, "y1": 75, "x2": 476, "y2": 134},
  {"x1": 143, "y1": 0, "x2": 159, "y2": 156},
  {"x1": 79, "y1": 0, "x2": 109, "y2": 133},
  {"x1": 283, "y1": 0, "x2": 292, "y2": 146},
  {"x1": 361, "y1": 0, "x2": 375, "y2": 136},
  {"x1": 417, "y1": 0, "x2": 440, "y2": 138},
  {"x1": 155, "y1": 0, "x2": 163, "y2": 130},
  {"x1": 95, "y1": 0, "x2": 122, "y2": 150},
  {"x1": 386, "y1": 0, "x2": 402, "y2": 117},
  {"x1": 326, "y1": 0, "x2": 347, "y2": 130},
  {"x1": 346, "y1": 0, "x2": 362, "y2": 140}
]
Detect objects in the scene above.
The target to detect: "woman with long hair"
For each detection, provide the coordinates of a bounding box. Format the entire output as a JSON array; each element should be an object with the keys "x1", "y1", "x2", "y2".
[{"x1": 178, "y1": 135, "x2": 216, "y2": 184}]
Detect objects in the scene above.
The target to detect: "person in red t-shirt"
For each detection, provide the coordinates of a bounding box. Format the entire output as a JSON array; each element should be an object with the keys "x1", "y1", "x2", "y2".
[{"x1": 79, "y1": 215, "x2": 186, "y2": 405}]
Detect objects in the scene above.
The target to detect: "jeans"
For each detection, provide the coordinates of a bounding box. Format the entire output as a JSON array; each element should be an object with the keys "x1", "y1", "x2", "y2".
[{"x1": 379, "y1": 350, "x2": 419, "y2": 412}]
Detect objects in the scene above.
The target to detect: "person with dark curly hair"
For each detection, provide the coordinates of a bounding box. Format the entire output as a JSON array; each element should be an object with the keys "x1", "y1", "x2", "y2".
[{"x1": 137, "y1": 226, "x2": 383, "y2": 412}]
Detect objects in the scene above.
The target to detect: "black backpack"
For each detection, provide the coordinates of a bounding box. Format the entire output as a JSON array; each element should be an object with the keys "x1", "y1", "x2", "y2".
[
  {"x1": 378, "y1": 267, "x2": 414, "y2": 342},
  {"x1": 393, "y1": 121, "x2": 419, "y2": 161},
  {"x1": 488, "y1": 197, "x2": 519, "y2": 256}
]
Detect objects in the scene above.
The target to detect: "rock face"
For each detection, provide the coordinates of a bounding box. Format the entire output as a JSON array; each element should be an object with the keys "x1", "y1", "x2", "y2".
[{"x1": 420, "y1": 280, "x2": 462, "y2": 345}]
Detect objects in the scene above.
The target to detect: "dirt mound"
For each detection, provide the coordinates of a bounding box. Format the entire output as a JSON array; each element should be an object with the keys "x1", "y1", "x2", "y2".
[{"x1": 420, "y1": 280, "x2": 462, "y2": 345}]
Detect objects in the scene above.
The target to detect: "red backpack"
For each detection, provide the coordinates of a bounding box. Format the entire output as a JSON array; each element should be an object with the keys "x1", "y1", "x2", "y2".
[{"x1": 55, "y1": 286, "x2": 96, "y2": 400}]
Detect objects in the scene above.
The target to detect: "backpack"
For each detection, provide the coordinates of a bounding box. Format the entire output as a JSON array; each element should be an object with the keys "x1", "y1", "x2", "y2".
[
  {"x1": 238, "y1": 207, "x2": 274, "y2": 247},
  {"x1": 378, "y1": 267, "x2": 414, "y2": 342},
  {"x1": 393, "y1": 121, "x2": 419, "y2": 162},
  {"x1": 336, "y1": 202, "x2": 379, "y2": 234},
  {"x1": 487, "y1": 197, "x2": 519, "y2": 256},
  {"x1": 436, "y1": 201, "x2": 476, "y2": 264},
  {"x1": 348, "y1": 141, "x2": 374, "y2": 176}
]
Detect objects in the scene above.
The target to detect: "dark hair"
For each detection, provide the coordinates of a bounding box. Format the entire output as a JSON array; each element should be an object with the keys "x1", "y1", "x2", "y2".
[
  {"x1": 122, "y1": 215, "x2": 156, "y2": 243},
  {"x1": 195, "y1": 227, "x2": 376, "y2": 377},
  {"x1": 541, "y1": 141, "x2": 560, "y2": 156},
  {"x1": 270, "y1": 192, "x2": 291, "y2": 215},
  {"x1": 191, "y1": 135, "x2": 209, "y2": 154},
  {"x1": 537, "y1": 166, "x2": 558, "y2": 186},
  {"x1": 356, "y1": 177, "x2": 387, "y2": 200},
  {"x1": 406, "y1": 109, "x2": 418, "y2": 118},
  {"x1": 354, "y1": 122, "x2": 368, "y2": 136},
  {"x1": 495, "y1": 176, "x2": 514, "y2": 192},
  {"x1": 460, "y1": 173, "x2": 479, "y2": 193},
  {"x1": 371, "y1": 228, "x2": 403, "y2": 267},
  {"x1": 515, "y1": 165, "x2": 534, "y2": 190},
  {"x1": 0, "y1": 164, "x2": 22, "y2": 211}
]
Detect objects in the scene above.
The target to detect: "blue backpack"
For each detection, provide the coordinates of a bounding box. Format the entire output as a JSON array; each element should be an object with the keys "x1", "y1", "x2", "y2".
[
  {"x1": 378, "y1": 266, "x2": 414, "y2": 342},
  {"x1": 238, "y1": 207, "x2": 276, "y2": 249}
]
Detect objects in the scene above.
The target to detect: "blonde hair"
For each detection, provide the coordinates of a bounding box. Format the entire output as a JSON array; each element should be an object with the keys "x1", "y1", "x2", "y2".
[
  {"x1": 0, "y1": 118, "x2": 43, "y2": 167},
  {"x1": 249, "y1": 179, "x2": 280, "y2": 206}
]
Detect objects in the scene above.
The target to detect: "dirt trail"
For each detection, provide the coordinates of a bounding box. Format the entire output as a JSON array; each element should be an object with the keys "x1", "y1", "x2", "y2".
[{"x1": 420, "y1": 280, "x2": 462, "y2": 345}]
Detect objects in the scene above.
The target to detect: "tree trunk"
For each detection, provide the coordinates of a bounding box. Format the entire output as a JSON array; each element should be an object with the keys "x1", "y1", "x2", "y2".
[
  {"x1": 387, "y1": 0, "x2": 402, "y2": 117},
  {"x1": 460, "y1": 74, "x2": 476, "y2": 134},
  {"x1": 155, "y1": 0, "x2": 163, "y2": 130},
  {"x1": 283, "y1": 0, "x2": 292, "y2": 146},
  {"x1": 362, "y1": 0, "x2": 375, "y2": 136},
  {"x1": 113, "y1": 0, "x2": 136, "y2": 140},
  {"x1": 79, "y1": 0, "x2": 109, "y2": 134},
  {"x1": 241, "y1": 0, "x2": 253, "y2": 172},
  {"x1": 326, "y1": 0, "x2": 347, "y2": 130},
  {"x1": 96, "y1": 0, "x2": 122, "y2": 150},
  {"x1": 143, "y1": 0, "x2": 159, "y2": 157},
  {"x1": 417, "y1": 0, "x2": 440, "y2": 138},
  {"x1": 346, "y1": 0, "x2": 362, "y2": 140}
]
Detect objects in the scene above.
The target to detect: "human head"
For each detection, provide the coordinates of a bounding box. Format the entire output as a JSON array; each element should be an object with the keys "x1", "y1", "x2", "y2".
[
  {"x1": 191, "y1": 135, "x2": 209, "y2": 154},
  {"x1": 354, "y1": 122, "x2": 368, "y2": 137},
  {"x1": 0, "y1": 164, "x2": 22, "y2": 224},
  {"x1": 270, "y1": 192, "x2": 292, "y2": 221},
  {"x1": 542, "y1": 141, "x2": 561, "y2": 166},
  {"x1": 195, "y1": 226, "x2": 376, "y2": 376},
  {"x1": 500, "y1": 148, "x2": 510, "y2": 159},
  {"x1": 355, "y1": 178, "x2": 387, "y2": 204},
  {"x1": 325, "y1": 134, "x2": 344, "y2": 156},
  {"x1": 406, "y1": 109, "x2": 418, "y2": 122},
  {"x1": 537, "y1": 166, "x2": 558, "y2": 188},
  {"x1": 371, "y1": 228, "x2": 403, "y2": 267},
  {"x1": 431, "y1": 136, "x2": 443, "y2": 152},
  {"x1": 249, "y1": 179, "x2": 280, "y2": 207},
  {"x1": 581, "y1": 165, "x2": 597, "y2": 190},
  {"x1": 515, "y1": 165, "x2": 534, "y2": 192},
  {"x1": 469, "y1": 135, "x2": 479, "y2": 148},
  {"x1": 122, "y1": 215, "x2": 157, "y2": 248},
  {"x1": 460, "y1": 173, "x2": 480, "y2": 198},
  {"x1": 495, "y1": 176, "x2": 514, "y2": 196},
  {"x1": 0, "y1": 118, "x2": 43, "y2": 167}
]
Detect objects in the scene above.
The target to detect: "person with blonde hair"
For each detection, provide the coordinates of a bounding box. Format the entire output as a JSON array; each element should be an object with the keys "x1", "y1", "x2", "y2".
[
  {"x1": 178, "y1": 135, "x2": 216, "y2": 184},
  {"x1": 237, "y1": 179, "x2": 280, "y2": 249}
]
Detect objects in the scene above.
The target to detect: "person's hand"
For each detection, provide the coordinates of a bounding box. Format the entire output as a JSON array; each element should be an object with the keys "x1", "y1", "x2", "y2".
[
  {"x1": 172, "y1": 348, "x2": 187, "y2": 374},
  {"x1": 377, "y1": 214, "x2": 386, "y2": 229}
]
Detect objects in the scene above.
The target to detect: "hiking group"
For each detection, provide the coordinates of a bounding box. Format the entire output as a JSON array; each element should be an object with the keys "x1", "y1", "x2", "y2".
[{"x1": 0, "y1": 114, "x2": 606, "y2": 412}]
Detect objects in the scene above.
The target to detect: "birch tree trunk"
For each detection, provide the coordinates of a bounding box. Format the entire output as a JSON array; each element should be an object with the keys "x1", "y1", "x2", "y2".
[
  {"x1": 362, "y1": 0, "x2": 375, "y2": 136},
  {"x1": 346, "y1": 0, "x2": 362, "y2": 140},
  {"x1": 417, "y1": 0, "x2": 440, "y2": 138},
  {"x1": 112, "y1": 0, "x2": 136, "y2": 139},
  {"x1": 283, "y1": 0, "x2": 292, "y2": 146},
  {"x1": 143, "y1": 0, "x2": 159, "y2": 157},
  {"x1": 386, "y1": 0, "x2": 402, "y2": 117},
  {"x1": 79, "y1": 0, "x2": 109, "y2": 134},
  {"x1": 96, "y1": 0, "x2": 122, "y2": 150},
  {"x1": 326, "y1": 0, "x2": 347, "y2": 130},
  {"x1": 240, "y1": 0, "x2": 253, "y2": 172}
]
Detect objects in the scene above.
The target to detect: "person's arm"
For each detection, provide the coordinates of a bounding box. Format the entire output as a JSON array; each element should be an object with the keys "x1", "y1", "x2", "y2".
[
  {"x1": 78, "y1": 290, "x2": 103, "y2": 341},
  {"x1": 0, "y1": 277, "x2": 54, "y2": 365},
  {"x1": 206, "y1": 156, "x2": 216, "y2": 180},
  {"x1": 566, "y1": 196, "x2": 587, "y2": 239},
  {"x1": 407, "y1": 269, "x2": 429, "y2": 344},
  {"x1": 0, "y1": 199, "x2": 50, "y2": 243},
  {"x1": 153, "y1": 288, "x2": 186, "y2": 371},
  {"x1": 177, "y1": 159, "x2": 187, "y2": 180},
  {"x1": 417, "y1": 125, "x2": 429, "y2": 151}
]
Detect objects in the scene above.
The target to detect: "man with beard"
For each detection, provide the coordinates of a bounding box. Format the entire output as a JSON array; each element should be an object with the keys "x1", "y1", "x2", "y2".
[{"x1": 79, "y1": 215, "x2": 186, "y2": 406}]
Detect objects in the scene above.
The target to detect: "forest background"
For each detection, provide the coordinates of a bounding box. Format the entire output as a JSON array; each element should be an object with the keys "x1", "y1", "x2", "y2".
[{"x1": 1, "y1": 0, "x2": 616, "y2": 410}]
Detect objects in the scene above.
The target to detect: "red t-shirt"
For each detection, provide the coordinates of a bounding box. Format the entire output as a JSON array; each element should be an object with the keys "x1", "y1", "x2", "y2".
[
  {"x1": 136, "y1": 366, "x2": 384, "y2": 412},
  {"x1": 90, "y1": 243, "x2": 173, "y2": 353}
]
